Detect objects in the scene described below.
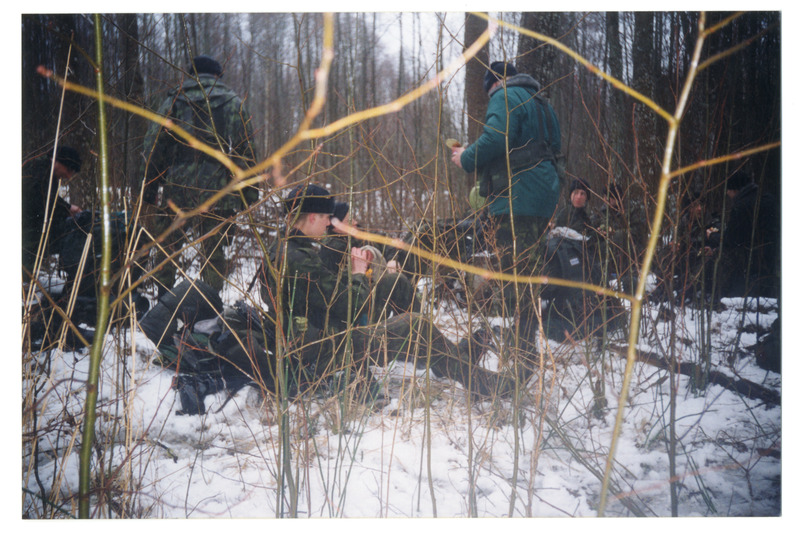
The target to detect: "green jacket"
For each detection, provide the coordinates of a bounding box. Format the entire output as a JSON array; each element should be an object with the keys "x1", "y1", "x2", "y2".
[
  {"x1": 262, "y1": 230, "x2": 372, "y2": 336},
  {"x1": 142, "y1": 73, "x2": 258, "y2": 213},
  {"x1": 460, "y1": 73, "x2": 561, "y2": 218}
]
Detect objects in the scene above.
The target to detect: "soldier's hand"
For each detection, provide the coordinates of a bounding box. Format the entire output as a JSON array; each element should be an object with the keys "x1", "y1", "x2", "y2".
[
  {"x1": 350, "y1": 247, "x2": 370, "y2": 275},
  {"x1": 450, "y1": 146, "x2": 465, "y2": 169}
]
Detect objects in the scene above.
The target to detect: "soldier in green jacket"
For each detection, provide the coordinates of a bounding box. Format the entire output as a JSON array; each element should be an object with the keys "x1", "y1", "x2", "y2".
[
  {"x1": 260, "y1": 184, "x2": 529, "y2": 399},
  {"x1": 450, "y1": 61, "x2": 562, "y2": 322},
  {"x1": 142, "y1": 55, "x2": 259, "y2": 297}
]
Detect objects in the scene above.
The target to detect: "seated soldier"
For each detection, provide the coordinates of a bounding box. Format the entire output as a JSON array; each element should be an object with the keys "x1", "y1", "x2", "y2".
[
  {"x1": 705, "y1": 172, "x2": 779, "y2": 298},
  {"x1": 554, "y1": 178, "x2": 592, "y2": 235},
  {"x1": 319, "y1": 200, "x2": 413, "y2": 321},
  {"x1": 140, "y1": 184, "x2": 533, "y2": 415},
  {"x1": 260, "y1": 184, "x2": 531, "y2": 399}
]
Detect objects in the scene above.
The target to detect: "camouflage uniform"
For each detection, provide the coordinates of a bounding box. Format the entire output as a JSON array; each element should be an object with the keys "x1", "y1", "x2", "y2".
[
  {"x1": 320, "y1": 231, "x2": 415, "y2": 322},
  {"x1": 142, "y1": 71, "x2": 258, "y2": 295},
  {"x1": 658, "y1": 201, "x2": 717, "y2": 302},
  {"x1": 261, "y1": 228, "x2": 525, "y2": 398}
]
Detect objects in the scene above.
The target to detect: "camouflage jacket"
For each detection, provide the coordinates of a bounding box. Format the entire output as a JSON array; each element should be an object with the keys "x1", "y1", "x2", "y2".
[
  {"x1": 262, "y1": 230, "x2": 372, "y2": 336},
  {"x1": 319, "y1": 232, "x2": 363, "y2": 271},
  {"x1": 142, "y1": 73, "x2": 258, "y2": 213}
]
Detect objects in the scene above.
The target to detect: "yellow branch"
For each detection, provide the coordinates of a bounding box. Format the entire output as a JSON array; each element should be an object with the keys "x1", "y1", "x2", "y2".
[{"x1": 331, "y1": 220, "x2": 631, "y2": 302}]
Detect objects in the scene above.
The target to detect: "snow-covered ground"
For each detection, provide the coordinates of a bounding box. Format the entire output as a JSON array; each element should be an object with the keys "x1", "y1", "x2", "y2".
[{"x1": 22, "y1": 273, "x2": 781, "y2": 518}]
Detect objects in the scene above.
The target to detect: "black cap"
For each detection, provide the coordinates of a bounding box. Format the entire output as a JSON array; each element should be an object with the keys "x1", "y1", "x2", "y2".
[
  {"x1": 55, "y1": 146, "x2": 82, "y2": 173},
  {"x1": 726, "y1": 172, "x2": 752, "y2": 192},
  {"x1": 484, "y1": 61, "x2": 518, "y2": 93},
  {"x1": 283, "y1": 184, "x2": 335, "y2": 215},
  {"x1": 604, "y1": 183, "x2": 622, "y2": 203},
  {"x1": 192, "y1": 55, "x2": 223, "y2": 77},
  {"x1": 332, "y1": 201, "x2": 350, "y2": 221},
  {"x1": 569, "y1": 179, "x2": 590, "y2": 202}
]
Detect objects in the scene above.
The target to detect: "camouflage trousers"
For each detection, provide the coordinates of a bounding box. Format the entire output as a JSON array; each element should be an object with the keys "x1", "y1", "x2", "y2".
[
  {"x1": 295, "y1": 312, "x2": 530, "y2": 398},
  {"x1": 141, "y1": 280, "x2": 529, "y2": 399}
]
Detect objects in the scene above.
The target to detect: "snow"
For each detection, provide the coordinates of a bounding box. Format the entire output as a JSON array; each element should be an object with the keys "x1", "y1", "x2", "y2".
[{"x1": 23, "y1": 273, "x2": 782, "y2": 519}]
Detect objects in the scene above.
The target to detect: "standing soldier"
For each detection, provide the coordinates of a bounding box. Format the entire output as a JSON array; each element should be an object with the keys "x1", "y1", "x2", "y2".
[
  {"x1": 450, "y1": 61, "x2": 562, "y2": 323},
  {"x1": 142, "y1": 55, "x2": 259, "y2": 298},
  {"x1": 705, "y1": 172, "x2": 779, "y2": 298}
]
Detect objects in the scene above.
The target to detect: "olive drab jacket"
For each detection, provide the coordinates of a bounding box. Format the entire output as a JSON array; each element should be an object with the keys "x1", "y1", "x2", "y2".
[
  {"x1": 262, "y1": 229, "x2": 372, "y2": 338},
  {"x1": 459, "y1": 73, "x2": 562, "y2": 219},
  {"x1": 142, "y1": 73, "x2": 258, "y2": 214}
]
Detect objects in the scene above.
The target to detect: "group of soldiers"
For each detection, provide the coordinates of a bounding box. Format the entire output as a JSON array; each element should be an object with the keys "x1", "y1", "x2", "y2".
[
  {"x1": 550, "y1": 170, "x2": 779, "y2": 305},
  {"x1": 23, "y1": 55, "x2": 779, "y2": 413},
  {"x1": 136, "y1": 59, "x2": 561, "y2": 409}
]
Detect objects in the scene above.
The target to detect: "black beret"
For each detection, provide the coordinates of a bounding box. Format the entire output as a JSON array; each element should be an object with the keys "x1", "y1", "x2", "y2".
[
  {"x1": 55, "y1": 146, "x2": 82, "y2": 173},
  {"x1": 192, "y1": 55, "x2": 223, "y2": 77},
  {"x1": 569, "y1": 179, "x2": 590, "y2": 202},
  {"x1": 283, "y1": 184, "x2": 335, "y2": 215},
  {"x1": 484, "y1": 61, "x2": 518, "y2": 93},
  {"x1": 332, "y1": 201, "x2": 350, "y2": 221}
]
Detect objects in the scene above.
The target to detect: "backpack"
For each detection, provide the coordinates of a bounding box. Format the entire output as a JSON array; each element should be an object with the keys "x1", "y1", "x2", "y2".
[{"x1": 541, "y1": 232, "x2": 626, "y2": 341}]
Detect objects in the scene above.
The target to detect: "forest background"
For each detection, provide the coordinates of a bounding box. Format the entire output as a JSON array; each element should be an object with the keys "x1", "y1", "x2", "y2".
[
  {"x1": 20, "y1": 10, "x2": 781, "y2": 231},
  {"x1": 16, "y1": 7, "x2": 790, "y2": 520}
]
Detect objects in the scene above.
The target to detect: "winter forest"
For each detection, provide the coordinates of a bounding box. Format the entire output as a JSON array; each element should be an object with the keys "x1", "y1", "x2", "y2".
[{"x1": 21, "y1": 12, "x2": 781, "y2": 518}]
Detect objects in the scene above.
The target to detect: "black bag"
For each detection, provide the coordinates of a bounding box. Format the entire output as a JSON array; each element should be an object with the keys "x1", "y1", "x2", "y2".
[
  {"x1": 141, "y1": 280, "x2": 282, "y2": 415},
  {"x1": 542, "y1": 235, "x2": 597, "y2": 301},
  {"x1": 541, "y1": 235, "x2": 626, "y2": 341}
]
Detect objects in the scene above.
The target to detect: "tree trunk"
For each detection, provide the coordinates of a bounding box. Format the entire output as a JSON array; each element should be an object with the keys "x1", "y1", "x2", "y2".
[{"x1": 463, "y1": 13, "x2": 489, "y2": 146}]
